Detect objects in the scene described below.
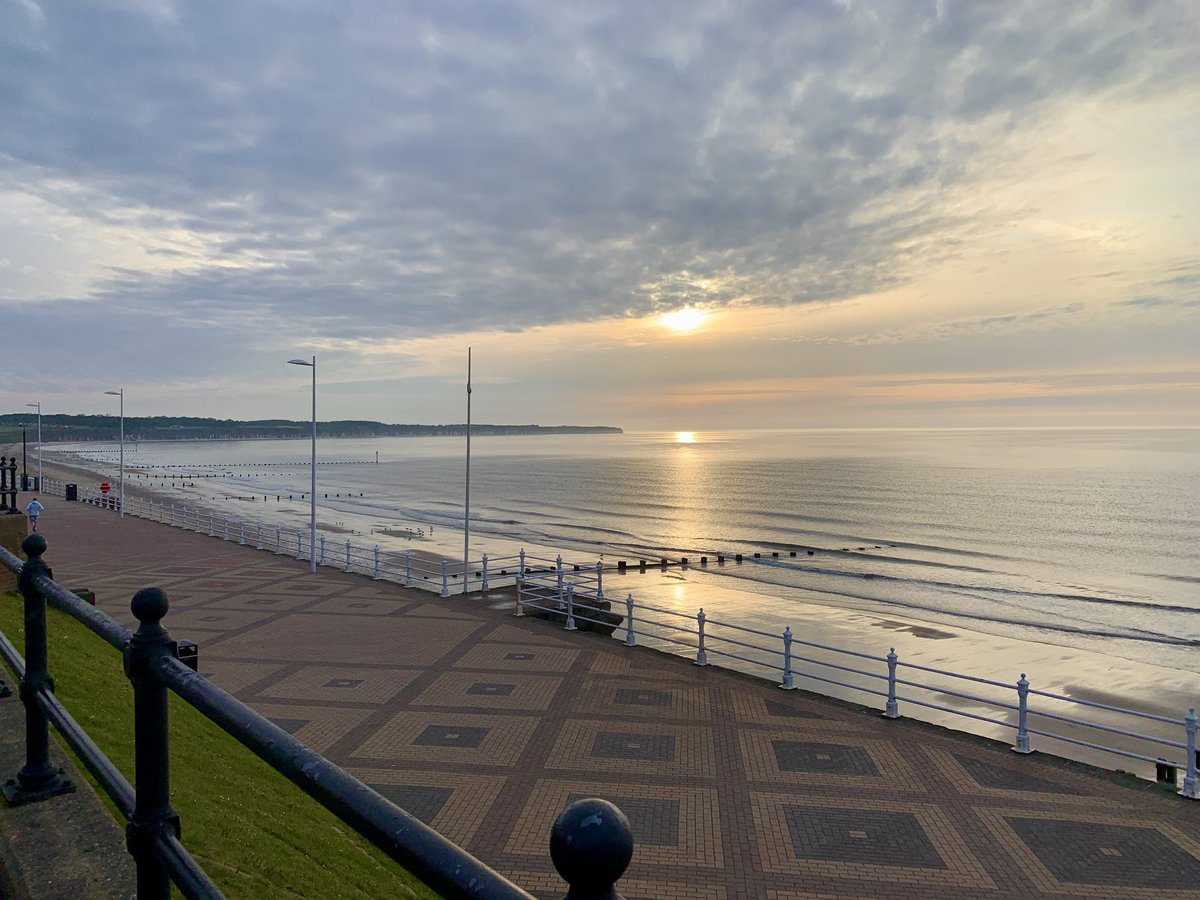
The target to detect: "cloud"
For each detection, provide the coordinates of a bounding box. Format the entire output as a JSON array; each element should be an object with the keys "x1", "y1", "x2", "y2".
[{"x1": 2, "y1": 0, "x2": 1197, "y2": 353}]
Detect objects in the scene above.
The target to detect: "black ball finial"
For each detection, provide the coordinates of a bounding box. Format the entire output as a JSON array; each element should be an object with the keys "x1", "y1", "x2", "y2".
[
  {"x1": 21, "y1": 533, "x2": 46, "y2": 558},
  {"x1": 131, "y1": 588, "x2": 169, "y2": 625},
  {"x1": 550, "y1": 798, "x2": 633, "y2": 898}
]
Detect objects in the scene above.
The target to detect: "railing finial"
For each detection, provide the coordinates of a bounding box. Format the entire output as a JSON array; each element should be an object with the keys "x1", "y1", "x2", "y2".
[{"x1": 550, "y1": 798, "x2": 633, "y2": 900}]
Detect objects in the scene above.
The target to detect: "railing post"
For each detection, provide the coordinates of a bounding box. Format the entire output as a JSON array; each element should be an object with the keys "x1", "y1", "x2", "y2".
[
  {"x1": 373, "y1": 546, "x2": 382, "y2": 580},
  {"x1": 481, "y1": 554, "x2": 489, "y2": 592},
  {"x1": 223, "y1": 516, "x2": 230, "y2": 541},
  {"x1": 344, "y1": 540, "x2": 352, "y2": 573},
  {"x1": 780, "y1": 627, "x2": 795, "y2": 690},
  {"x1": 405, "y1": 549, "x2": 414, "y2": 588},
  {"x1": 564, "y1": 585, "x2": 578, "y2": 631},
  {"x1": 124, "y1": 588, "x2": 182, "y2": 900},
  {"x1": 194, "y1": 510, "x2": 202, "y2": 533},
  {"x1": 1182, "y1": 708, "x2": 1198, "y2": 799},
  {"x1": 3, "y1": 534, "x2": 75, "y2": 806},
  {"x1": 239, "y1": 521, "x2": 246, "y2": 546},
  {"x1": 1014, "y1": 674, "x2": 1032, "y2": 754},
  {"x1": 556, "y1": 554, "x2": 564, "y2": 601},
  {"x1": 319, "y1": 534, "x2": 326, "y2": 566},
  {"x1": 514, "y1": 570, "x2": 525, "y2": 617},
  {"x1": 208, "y1": 513, "x2": 215, "y2": 537},
  {"x1": 170, "y1": 503, "x2": 176, "y2": 526},
  {"x1": 550, "y1": 798, "x2": 633, "y2": 900},
  {"x1": 440, "y1": 559, "x2": 450, "y2": 597},
  {"x1": 595, "y1": 561, "x2": 604, "y2": 599},
  {"x1": 624, "y1": 594, "x2": 635, "y2": 647},
  {"x1": 884, "y1": 648, "x2": 899, "y2": 718},
  {"x1": 695, "y1": 608, "x2": 708, "y2": 666},
  {"x1": 275, "y1": 524, "x2": 282, "y2": 552},
  {"x1": 256, "y1": 522, "x2": 263, "y2": 550},
  {"x1": 519, "y1": 548, "x2": 526, "y2": 576}
]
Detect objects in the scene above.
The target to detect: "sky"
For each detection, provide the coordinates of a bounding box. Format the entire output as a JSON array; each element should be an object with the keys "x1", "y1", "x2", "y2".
[{"x1": 1, "y1": 0, "x2": 1197, "y2": 431}]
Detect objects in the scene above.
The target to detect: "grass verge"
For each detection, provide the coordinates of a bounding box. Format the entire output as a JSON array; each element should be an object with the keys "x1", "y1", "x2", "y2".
[{"x1": 0, "y1": 592, "x2": 440, "y2": 899}]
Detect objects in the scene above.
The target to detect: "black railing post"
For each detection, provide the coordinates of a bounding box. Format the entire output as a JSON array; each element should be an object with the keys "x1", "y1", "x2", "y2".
[
  {"x1": 550, "y1": 798, "x2": 633, "y2": 900},
  {"x1": 123, "y1": 587, "x2": 182, "y2": 900},
  {"x1": 3, "y1": 534, "x2": 76, "y2": 805}
]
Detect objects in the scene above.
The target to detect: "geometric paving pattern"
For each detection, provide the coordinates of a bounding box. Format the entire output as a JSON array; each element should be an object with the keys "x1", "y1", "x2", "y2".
[{"x1": 15, "y1": 497, "x2": 1200, "y2": 900}]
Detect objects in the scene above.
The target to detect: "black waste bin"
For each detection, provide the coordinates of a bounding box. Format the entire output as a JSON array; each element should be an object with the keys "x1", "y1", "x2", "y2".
[{"x1": 65, "y1": 483, "x2": 78, "y2": 501}]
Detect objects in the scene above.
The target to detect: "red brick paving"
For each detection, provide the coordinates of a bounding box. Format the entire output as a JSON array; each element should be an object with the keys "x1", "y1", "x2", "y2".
[{"x1": 15, "y1": 497, "x2": 1200, "y2": 899}]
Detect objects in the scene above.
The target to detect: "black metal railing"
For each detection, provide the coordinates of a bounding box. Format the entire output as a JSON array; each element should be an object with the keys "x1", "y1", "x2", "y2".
[
  {"x1": 1, "y1": 535, "x2": 634, "y2": 899},
  {"x1": 0, "y1": 457, "x2": 18, "y2": 511}
]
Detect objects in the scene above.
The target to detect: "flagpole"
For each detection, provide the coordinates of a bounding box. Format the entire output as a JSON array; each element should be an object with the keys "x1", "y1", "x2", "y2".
[{"x1": 463, "y1": 347, "x2": 472, "y2": 596}]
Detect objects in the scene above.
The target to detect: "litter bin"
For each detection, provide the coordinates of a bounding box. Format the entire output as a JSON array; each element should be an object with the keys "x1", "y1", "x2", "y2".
[{"x1": 65, "y1": 483, "x2": 78, "y2": 501}]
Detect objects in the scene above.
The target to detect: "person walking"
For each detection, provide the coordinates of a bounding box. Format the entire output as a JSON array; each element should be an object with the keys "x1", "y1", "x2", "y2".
[{"x1": 25, "y1": 497, "x2": 44, "y2": 532}]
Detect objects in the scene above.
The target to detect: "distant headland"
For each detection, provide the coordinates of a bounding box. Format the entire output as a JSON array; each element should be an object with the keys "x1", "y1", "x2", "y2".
[{"x1": 0, "y1": 414, "x2": 622, "y2": 443}]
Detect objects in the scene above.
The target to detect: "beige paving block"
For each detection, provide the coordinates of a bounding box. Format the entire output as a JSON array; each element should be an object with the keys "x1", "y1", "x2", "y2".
[
  {"x1": 197, "y1": 661, "x2": 284, "y2": 694},
  {"x1": 353, "y1": 711, "x2": 540, "y2": 767},
  {"x1": 505, "y1": 778, "x2": 723, "y2": 869},
  {"x1": 750, "y1": 792, "x2": 996, "y2": 890},
  {"x1": 258, "y1": 665, "x2": 423, "y2": 705},
  {"x1": 453, "y1": 642, "x2": 579, "y2": 673},
  {"x1": 243, "y1": 702, "x2": 375, "y2": 754},
  {"x1": 545, "y1": 719, "x2": 716, "y2": 778},
  {"x1": 347, "y1": 767, "x2": 507, "y2": 846},
  {"x1": 206, "y1": 613, "x2": 482, "y2": 666},
  {"x1": 410, "y1": 671, "x2": 565, "y2": 711}
]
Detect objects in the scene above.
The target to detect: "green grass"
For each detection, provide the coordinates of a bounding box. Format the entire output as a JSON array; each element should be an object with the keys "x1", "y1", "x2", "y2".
[{"x1": 0, "y1": 593, "x2": 440, "y2": 899}]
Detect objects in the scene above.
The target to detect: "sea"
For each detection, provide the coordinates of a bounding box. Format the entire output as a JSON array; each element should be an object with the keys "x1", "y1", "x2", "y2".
[{"x1": 50, "y1": 427, "x2": 1199, "y2": 674}]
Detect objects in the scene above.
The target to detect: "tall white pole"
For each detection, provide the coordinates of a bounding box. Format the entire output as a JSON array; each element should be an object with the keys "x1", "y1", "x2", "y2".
[
  {"x1": 118, "y1": 391, "x2": 124, "y2": 517},
  {"x1": 310, "y1": 355, "x2": 316, "y2": 573},
  {"x1": 288, "y1": 357, "x2": 318, "y2": 573},
  {"x1": 25, "y1": 402, "x2": 40, "y2": 489},
  {"x1": 463, "y1": 347, "x2": 472, "y2": 595}
]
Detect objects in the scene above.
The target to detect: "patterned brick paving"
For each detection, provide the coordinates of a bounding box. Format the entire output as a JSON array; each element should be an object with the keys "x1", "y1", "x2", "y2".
[{"x1": 19, "y1": 499, "x2": 1200, "y2": 898}]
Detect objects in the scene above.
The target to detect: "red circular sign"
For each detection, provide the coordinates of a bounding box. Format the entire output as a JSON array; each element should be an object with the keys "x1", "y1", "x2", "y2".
[{"x1": 100, "y1": 482, "x2": 111, "y2": 494}]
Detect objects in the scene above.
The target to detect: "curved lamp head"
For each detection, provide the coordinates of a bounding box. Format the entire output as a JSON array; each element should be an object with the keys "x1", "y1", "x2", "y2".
[
  {"x1": 287, "y1": 358, "x2": 314, "y2": 367},
  {"x1": 104, "y1": 390, "x2": 122, "y2": 396}
]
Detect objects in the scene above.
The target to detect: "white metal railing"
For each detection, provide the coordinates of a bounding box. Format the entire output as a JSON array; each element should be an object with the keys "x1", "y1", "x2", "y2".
[
  {"x1": 42, "y1": 475, "x2": 1199, "y2": 797},
  {"x1": 42, "y1": 481, "x2": 593, "y2": 599},
  {"x1": 515, "y1": 566, "x2": 1199, "y2": 799}
]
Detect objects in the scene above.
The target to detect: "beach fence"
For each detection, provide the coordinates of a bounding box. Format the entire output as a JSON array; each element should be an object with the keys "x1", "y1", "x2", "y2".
[
  {"x1": 516, "y1": 565, "x2": 1200, "y2": 797},
  {"x1": 0, "y1": 536, "x2": 635, "y2": 899},
  {"x1": 40, "y1": 479, "x2": 547, "y2": 597},
  {"x1": 39, "y1": 477, "x2": 1200, "y2": 795}
]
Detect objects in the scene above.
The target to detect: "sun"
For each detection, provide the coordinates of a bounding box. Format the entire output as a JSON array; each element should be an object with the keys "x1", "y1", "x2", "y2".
[{"x1": 659, "y1": 307, "x2": 708, "y2": 333}]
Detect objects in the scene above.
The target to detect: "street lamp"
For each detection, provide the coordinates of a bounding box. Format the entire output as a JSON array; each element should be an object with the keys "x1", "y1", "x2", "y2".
[
  {"x1": 104, "y1": 389, "x2": 124, "y2": 518},
  {"x1": 25, "y1": 402, "x2": 41, "y2": 491},
  {"x1": 287, "y1": 357, "x2": 317, "y2": 573}
]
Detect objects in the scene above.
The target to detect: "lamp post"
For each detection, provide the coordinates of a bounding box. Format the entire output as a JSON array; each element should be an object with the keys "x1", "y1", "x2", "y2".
[
  {"x1": 287, "y1": 357, "x2": 317, "y2": 573},
  {"x1": 103, "y1": 389, "x2": 124, "y2": 517},
  {"x1": 25, "y1": 402, "x2": 41, "y2": 490}
]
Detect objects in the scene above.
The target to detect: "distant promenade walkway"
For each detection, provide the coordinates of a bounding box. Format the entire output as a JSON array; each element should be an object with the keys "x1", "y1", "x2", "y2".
[{"x1": 16, "y1": 496, "x2": 1200, "y2": 898}]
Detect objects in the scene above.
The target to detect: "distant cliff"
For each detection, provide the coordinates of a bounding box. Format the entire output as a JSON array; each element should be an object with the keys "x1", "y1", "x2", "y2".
[{"x1": 0, "y1": 415, "x2": 623, "y2": 443}]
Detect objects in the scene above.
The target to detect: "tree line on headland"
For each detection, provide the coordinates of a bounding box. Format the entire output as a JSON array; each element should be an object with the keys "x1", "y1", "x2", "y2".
[{"x1": 0, "y1": 414, "x2": 622, "y2": 443}]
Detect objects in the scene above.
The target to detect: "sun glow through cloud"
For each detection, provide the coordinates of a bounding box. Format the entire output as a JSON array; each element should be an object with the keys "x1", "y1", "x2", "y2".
[{"x1": 660, "y1": 307, "x2": 708, "y2": 333}]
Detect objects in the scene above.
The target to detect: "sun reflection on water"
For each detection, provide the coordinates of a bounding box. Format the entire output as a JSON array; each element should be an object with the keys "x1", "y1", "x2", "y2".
[{"x1": 675, "y1": 431, "x2": 696, "y2": 444}]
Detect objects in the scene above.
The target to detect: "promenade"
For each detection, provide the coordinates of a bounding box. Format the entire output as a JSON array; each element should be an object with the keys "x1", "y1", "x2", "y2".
[{"x1": 10, "y1": 495, "x2": 1200, "y2": 898}]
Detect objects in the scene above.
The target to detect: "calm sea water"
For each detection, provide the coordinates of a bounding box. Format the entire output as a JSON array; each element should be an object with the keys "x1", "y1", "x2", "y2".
[{"x1": 53, "y1": 428, "x2": 1200, "y2": 672}]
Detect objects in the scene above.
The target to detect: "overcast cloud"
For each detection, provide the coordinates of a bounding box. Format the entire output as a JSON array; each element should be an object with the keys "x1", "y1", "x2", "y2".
[{"x1": 1, "y1": 0, "x2": 1197, "y2": 425}]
